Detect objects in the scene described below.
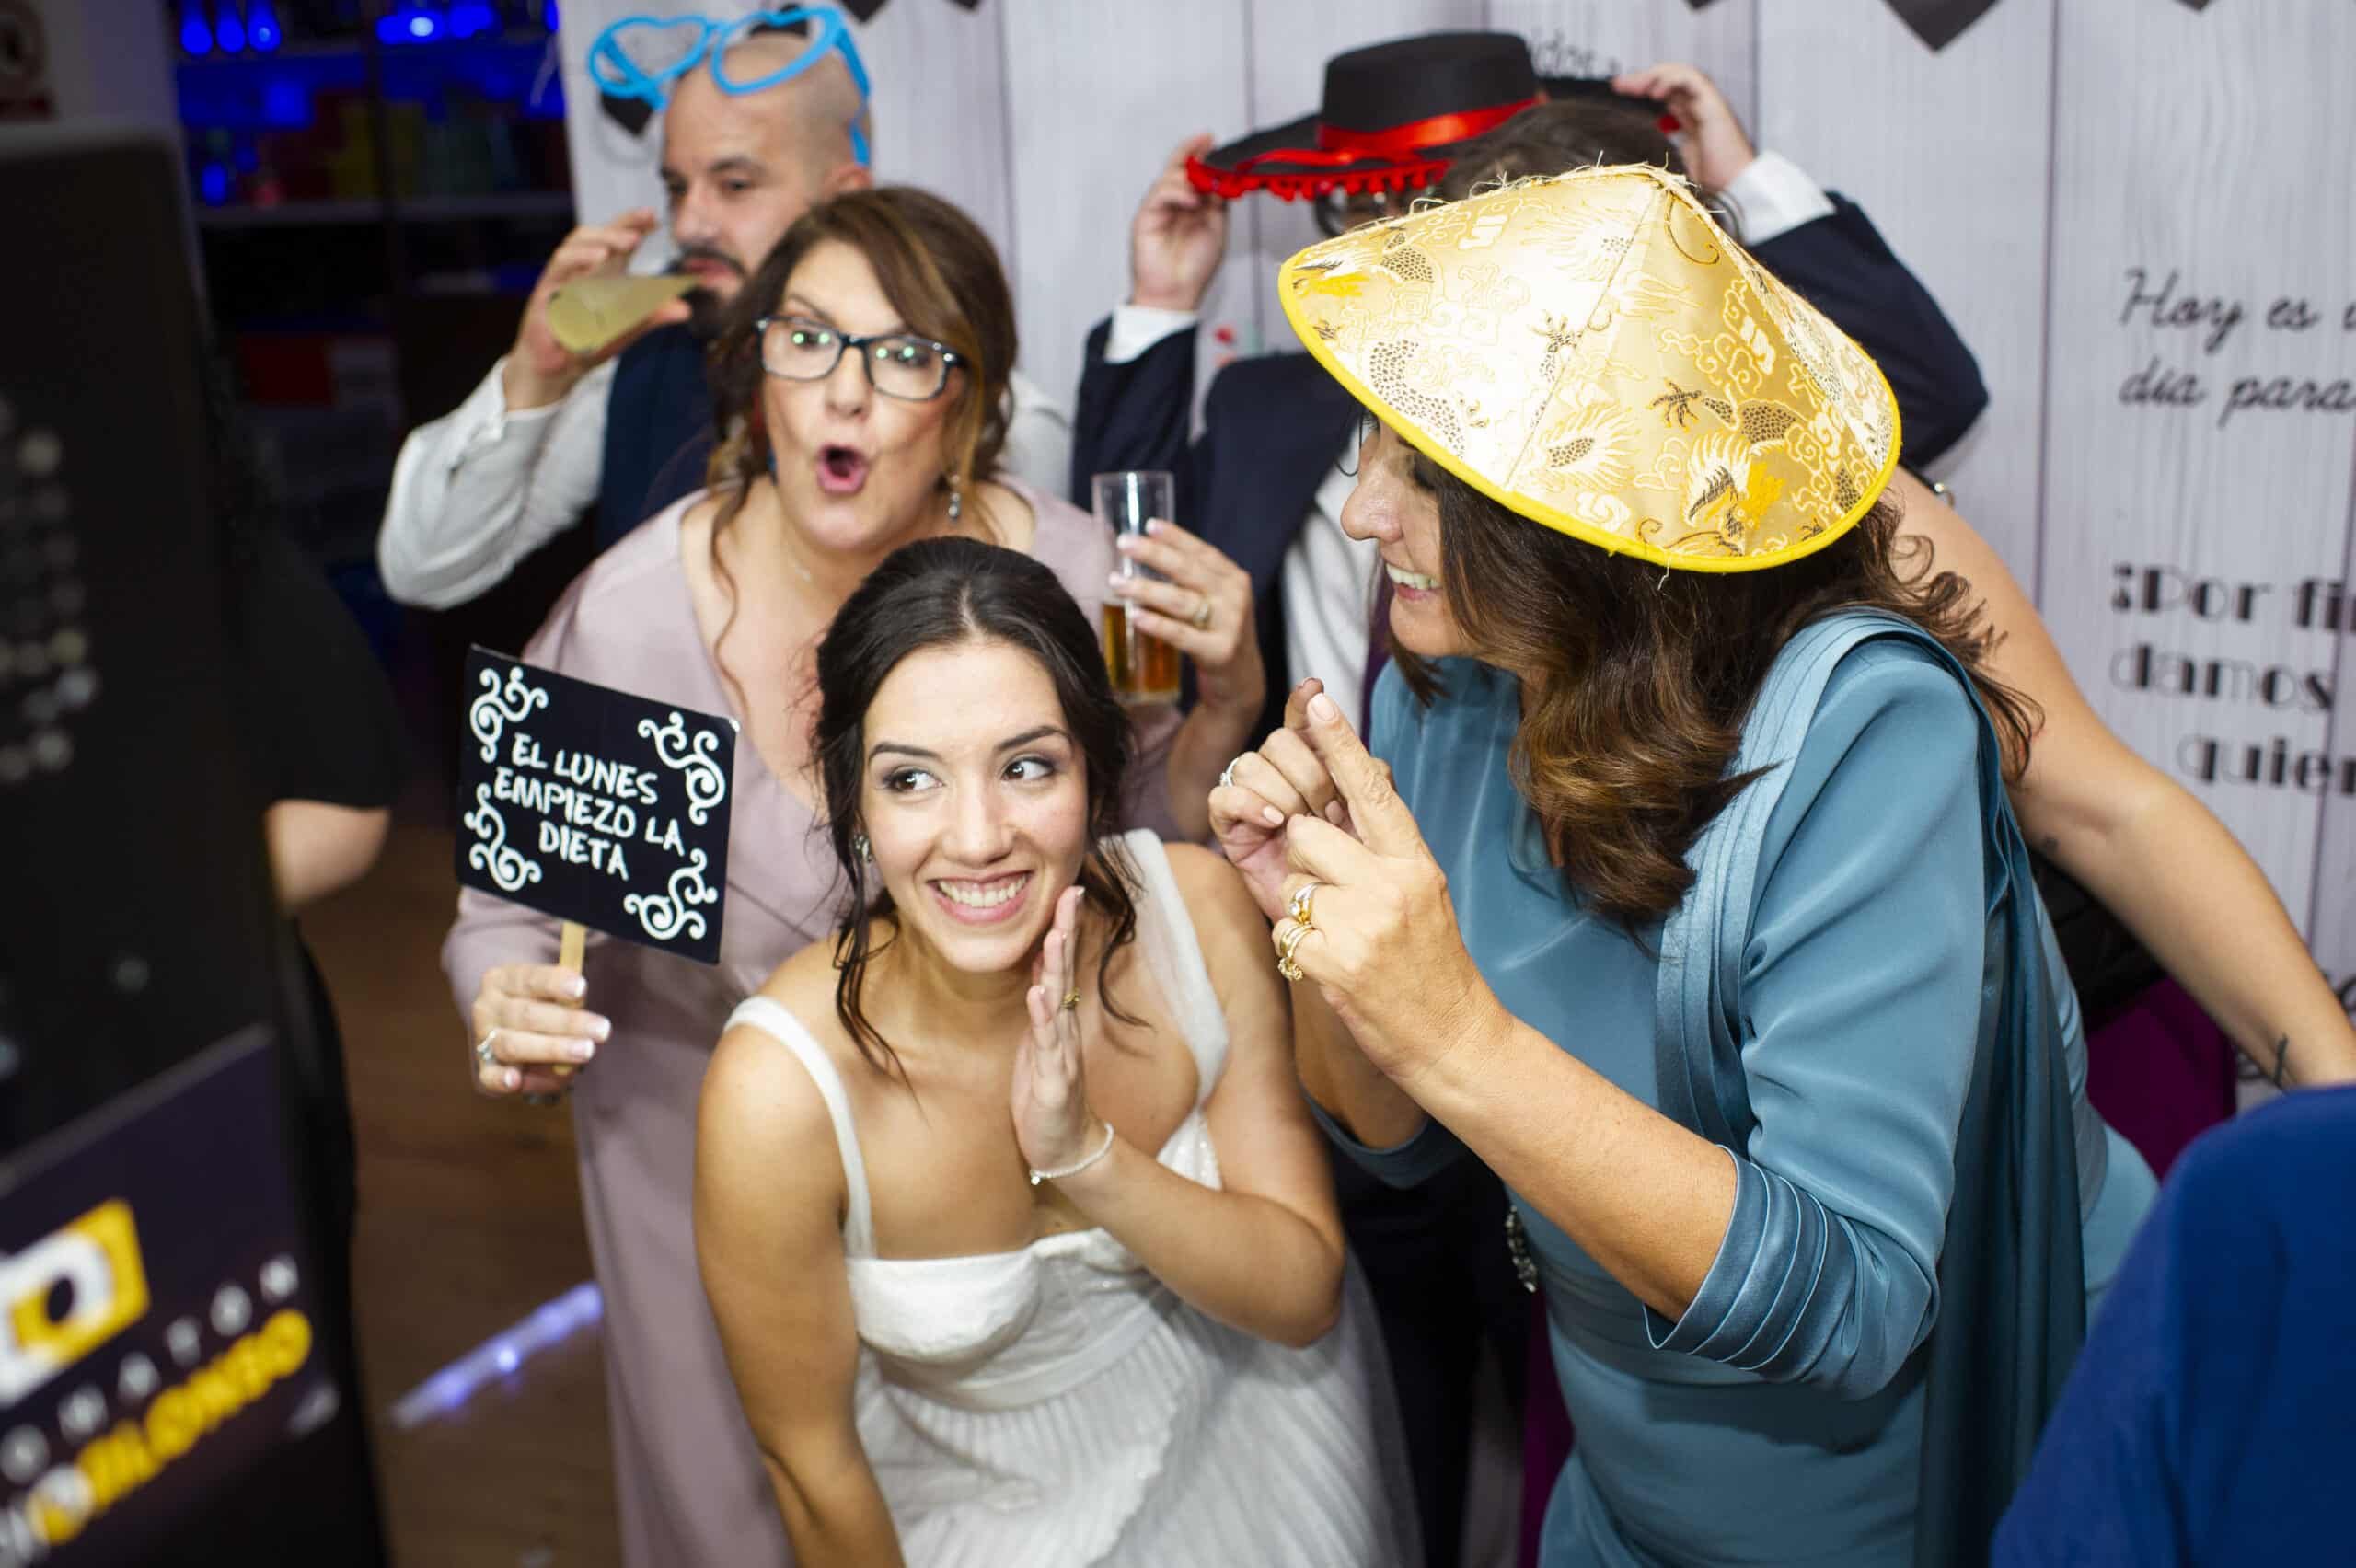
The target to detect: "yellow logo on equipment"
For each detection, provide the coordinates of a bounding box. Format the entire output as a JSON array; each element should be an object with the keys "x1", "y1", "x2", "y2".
[{"x1": 0, "y1": 1201, "x2": 149, "y2": 1407}]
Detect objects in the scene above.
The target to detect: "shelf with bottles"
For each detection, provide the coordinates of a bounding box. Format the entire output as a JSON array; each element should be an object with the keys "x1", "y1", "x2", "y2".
[
  {"x1": 194, "y1": 191, "x2": 576, "y2": 227},
  {"x1": 171, "y1": 2, "x2": 559, "y2": 60},
  {"x1": 173, "y1": 0, "x2": 570, "y2": 220}
]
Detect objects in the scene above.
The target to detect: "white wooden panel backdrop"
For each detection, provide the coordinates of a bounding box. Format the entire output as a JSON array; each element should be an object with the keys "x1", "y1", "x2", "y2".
[
  {"x1": 2038, "y1": 0, "x2": 2356, "y2": 1029},
  {"x1": 554, "y1": 0, "x2": 2356, "y2": 1020},
  {"x1": 1758, "y1": 0, "x2": 2053, "y2": 579}
]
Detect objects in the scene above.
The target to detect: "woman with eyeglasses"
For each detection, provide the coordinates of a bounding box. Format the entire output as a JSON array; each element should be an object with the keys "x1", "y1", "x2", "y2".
[{"x1": 441, "y1": 187, "x2": 1267, "y2": 1568}]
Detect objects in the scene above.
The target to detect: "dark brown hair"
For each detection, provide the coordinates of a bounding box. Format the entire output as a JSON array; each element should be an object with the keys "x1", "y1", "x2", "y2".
[
  {"x1": 706, "y1": 185, "x2": 1015, "y2": 506},
  {"x1": 1439, "y1": 98, "x2": 1742, "y2": 238},
  {"x1": 814, "y1": 536, "x2": 1143, "y2": 1079},
  {"x1": 1390, "y1": 450, "x2": 2036, "y2": 923},
  {"x1": 696, "y1": 185, "x2": 1018, "y2": 709}
]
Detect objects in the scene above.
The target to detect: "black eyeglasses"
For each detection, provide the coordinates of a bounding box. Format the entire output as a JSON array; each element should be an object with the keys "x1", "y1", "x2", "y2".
[{"x1": 756, "y1": 316, "x2": 962, "y2": 401}]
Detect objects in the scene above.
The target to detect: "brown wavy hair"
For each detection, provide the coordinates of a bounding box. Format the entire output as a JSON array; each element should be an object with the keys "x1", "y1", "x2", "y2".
[
  {"x1": 1389, "y1": 450, "x2": 2038, "y2": 924},
  {"x1": 815, "y1": 537, "x2": 1144, "y2": 1081},
  {"x1": 696, "y1": 186, "x2": 1017, "y2": 706},
  {"x1": 705, "y1": 185, "x2": 1015, "y2": 509}
]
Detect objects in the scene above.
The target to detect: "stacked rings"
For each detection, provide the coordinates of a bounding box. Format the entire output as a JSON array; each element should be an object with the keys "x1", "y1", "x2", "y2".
[
  {"x1": 1277, "y1": 922, "x2": 1314, "y2": 982},
  {"x1": 476, "y1": 1030, "x2": 502, "y2": 1072},
  {"x1": 1277, "y1": 881, "x2": 1323, "y2": 982}
]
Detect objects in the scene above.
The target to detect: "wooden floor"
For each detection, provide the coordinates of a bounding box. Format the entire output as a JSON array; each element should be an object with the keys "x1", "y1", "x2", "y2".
[{"x1": 303, "y1": 822, "x2": 620, "y2": 1568}]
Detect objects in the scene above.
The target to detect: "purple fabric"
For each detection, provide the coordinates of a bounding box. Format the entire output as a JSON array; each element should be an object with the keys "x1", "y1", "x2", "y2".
[
  {"x1": 1518, "y1": 1306, "x2": 1562, "y2": 1568},
  {"x1": 2082, "y1": 978, "x2": 2236, "y2": 1180}
]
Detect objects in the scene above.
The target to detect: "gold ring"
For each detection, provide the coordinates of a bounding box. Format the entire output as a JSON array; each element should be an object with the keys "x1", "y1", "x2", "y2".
[
  {"x1": 1190, "y1": 595, "x2": 1213, "y2": 630},
  {"x1": 1061, "y1": 988, "x2": 1081, "y2": 1011},
  {"x1": 1276, "y1": 921, "x2": 1313, "y2": 983},
  {"x1": 1286, "y1": 882, "x2": 1322, "y2": 928}
]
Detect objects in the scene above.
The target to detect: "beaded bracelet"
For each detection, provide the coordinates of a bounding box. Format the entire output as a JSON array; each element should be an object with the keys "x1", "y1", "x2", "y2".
[{"x1": 1028, "y1": 1124, "x2": 1116, "y2": 1187}]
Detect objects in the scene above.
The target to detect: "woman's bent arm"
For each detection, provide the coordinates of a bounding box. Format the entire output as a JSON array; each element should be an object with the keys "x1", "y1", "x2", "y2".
[
  {"x1": 1050, "y1": 846, "x2": 1348, "y2": 1348},
  {"x1": 1890, "y1": 467, "x2": 2356, "y2": 1086},
  {"x1": 697, "y1": 1025, "x2": 903, "y2": 1566}
]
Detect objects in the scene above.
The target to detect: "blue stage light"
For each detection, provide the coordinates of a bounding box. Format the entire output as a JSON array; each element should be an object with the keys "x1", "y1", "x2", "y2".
[
  {"x1": 179, "y1": 0, "x2": 214, "y2": 54},
  {"x1": 248, "y1": 0, "x2": 281, "y2": 52},
  {"x1": 217, "y1": 2, "x2": 248, "y2": 53}
]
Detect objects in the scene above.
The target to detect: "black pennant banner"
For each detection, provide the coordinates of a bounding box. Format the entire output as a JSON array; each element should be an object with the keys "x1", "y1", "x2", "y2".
[
  {"x1": 1684, "y1": 0, "x2": 2001, "y2": 52},
  {"x1": 1687, "y1": 0, "x2": 2223, "y2": 52},
  {"x1": 1883, "y1": 0, "x2": 2003, "y2": 50},
  {"x1": 841, "y1": 0, "x2": 983, "y2": 20}
]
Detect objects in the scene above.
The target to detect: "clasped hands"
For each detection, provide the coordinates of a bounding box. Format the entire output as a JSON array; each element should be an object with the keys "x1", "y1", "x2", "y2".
[{"x1": 1208, "y1": 679, "x2": 1498, "y2": 1084}]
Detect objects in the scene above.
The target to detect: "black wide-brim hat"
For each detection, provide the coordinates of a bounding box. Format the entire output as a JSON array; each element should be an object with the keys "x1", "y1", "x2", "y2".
[{"x1": 1188, "y1": 31, "x2": 1542, "y2": 202}]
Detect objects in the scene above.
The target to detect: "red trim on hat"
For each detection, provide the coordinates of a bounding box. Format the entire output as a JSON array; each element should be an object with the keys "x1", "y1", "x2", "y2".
[
  {"x1": 1187, "y1": 94, "x2": 1538, "y2": 202},
  {"x1": 1315, "y1": 95, "x2": 1537, "y2": 157}
]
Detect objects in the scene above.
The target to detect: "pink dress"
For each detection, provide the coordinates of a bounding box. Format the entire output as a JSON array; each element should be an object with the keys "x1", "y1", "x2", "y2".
[{"x1": 441, "y1": 482, "x2": 1178, "y2": 1566}]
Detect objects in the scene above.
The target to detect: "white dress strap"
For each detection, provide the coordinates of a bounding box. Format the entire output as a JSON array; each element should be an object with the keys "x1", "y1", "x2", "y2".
[
  {"x1": 724, "y1": 996, "x2": 876, "y2": 1257},
  {"x1": 1114, "y1": 831, "x2": 1230, "y2": 1107}
]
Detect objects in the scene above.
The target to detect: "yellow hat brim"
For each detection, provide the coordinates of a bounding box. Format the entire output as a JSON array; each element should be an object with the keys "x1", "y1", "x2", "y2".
[{"x1": 1276, "y1": 168, "x2": 1903, "y2": 574}]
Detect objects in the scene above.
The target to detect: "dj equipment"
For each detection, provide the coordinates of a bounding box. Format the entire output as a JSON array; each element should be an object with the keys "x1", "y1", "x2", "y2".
[{"x1": 0, "y1": 122, "x2": 384, "y2": 1565}]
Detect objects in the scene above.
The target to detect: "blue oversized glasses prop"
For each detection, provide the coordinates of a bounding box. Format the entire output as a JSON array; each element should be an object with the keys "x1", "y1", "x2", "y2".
[{"x1": 588, "y1": 7, "x2": 873, "y2": 165}]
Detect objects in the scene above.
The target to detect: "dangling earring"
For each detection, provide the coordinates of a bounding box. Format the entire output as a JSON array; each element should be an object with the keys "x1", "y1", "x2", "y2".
[
  {"x1": 945, "y1": 469, "x2": 964, "y2": 525},
  {"x1": 851, "y1": 832, "x2": 871, "y2": 863}
]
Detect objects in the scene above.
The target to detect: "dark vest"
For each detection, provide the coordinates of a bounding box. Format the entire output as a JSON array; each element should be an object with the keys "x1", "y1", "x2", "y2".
[{"x1": 595, "y1": 323, "x2": 717, "y2": 548}]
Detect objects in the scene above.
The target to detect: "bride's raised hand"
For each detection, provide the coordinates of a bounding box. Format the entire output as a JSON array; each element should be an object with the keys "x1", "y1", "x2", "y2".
[{"x1": 1011, "y1": 885, "x2": 1108, "y2": 1180}]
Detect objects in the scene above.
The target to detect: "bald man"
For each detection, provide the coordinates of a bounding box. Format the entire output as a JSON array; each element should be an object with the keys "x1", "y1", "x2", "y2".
[{"x1": 377, "y1": 29, "x2": 1068, "y2": 608}]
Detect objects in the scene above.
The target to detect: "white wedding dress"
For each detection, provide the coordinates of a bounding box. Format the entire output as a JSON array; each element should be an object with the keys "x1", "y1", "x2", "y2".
[{"x1": 724, "y1": 831, "x2": 1418, "y2": 1566}]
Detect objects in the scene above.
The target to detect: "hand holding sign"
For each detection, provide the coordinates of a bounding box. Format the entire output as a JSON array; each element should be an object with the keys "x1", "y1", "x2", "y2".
[
  {"x1": 456, "y1": 650, "x2": 737, "y2": 1101},
  {"x1": 1265, "y1": 690, "x2": 1498, "y2": 1084},
  {"x1": 471, "y1": 957, "x2": 605, "y2": 1099}
]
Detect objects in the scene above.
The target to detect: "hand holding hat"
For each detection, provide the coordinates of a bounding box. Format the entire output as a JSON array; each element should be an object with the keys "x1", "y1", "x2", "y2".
[
  {"x1": 1132, "y1": 134, "x2": 1230, "y2": 314},
  {"x1": 1613, "y1": 63, "x2": 1757, "y2": 192}
]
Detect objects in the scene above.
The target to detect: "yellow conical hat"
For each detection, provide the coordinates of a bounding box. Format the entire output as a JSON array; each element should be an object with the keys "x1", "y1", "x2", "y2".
[{"x1": 1276, "y1": 164, "x2": 1900, "y2": 572}]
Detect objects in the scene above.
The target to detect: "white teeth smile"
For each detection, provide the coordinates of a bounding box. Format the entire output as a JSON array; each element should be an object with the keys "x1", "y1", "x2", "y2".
[
  {"x1": 1385, "y1": 564, "x2": 1440, "y2": 591},
  {"x1": 938, "y1": 874, "x2": 1028, "y2": 908}
]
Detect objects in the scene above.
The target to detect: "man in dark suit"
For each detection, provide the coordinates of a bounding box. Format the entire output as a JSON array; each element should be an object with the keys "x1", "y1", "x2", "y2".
[
  {"x1": 1070, "y1": 37, "x2": 1992, "y2": 1568},
  {"x1": 1074, "y1": 45, "x2": 1988, "y2": 748}
]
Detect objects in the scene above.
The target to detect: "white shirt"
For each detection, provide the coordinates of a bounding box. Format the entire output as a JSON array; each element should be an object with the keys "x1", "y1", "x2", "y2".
[
  {"x1": 1099, "y1": 153, "x2": 1831, "y2": 721},
  {"x1": 376, "y1": 356, "x2": 1073, "y2": 609}
]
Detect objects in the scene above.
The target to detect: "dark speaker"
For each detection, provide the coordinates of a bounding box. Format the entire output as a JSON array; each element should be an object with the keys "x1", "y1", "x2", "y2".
[
  {"x1": 0, "y1": 124, "x2": 282, "y2": 1144},
  {"x1": 0, "y1": 123, "x2": 383, "y2": 1565}
]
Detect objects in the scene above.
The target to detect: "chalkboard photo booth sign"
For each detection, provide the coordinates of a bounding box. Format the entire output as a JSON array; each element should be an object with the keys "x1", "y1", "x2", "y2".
[{"x1": 456, "y1": 649, "x2": 736, "y2": 967}]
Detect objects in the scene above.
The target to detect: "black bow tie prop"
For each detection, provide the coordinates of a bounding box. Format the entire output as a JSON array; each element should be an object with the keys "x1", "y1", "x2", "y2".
[
  {"x1": 1684, "y1": 0, "x2": 2001, "y2": 52},
  {"x1": 457, "y1": 649, "x2": 737, "y2": 970}
]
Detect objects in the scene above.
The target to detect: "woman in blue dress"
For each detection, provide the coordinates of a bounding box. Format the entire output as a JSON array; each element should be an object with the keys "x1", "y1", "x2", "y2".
[{"x1": 1207, "y1": 166, "x2": 2157, "y2": 1567}]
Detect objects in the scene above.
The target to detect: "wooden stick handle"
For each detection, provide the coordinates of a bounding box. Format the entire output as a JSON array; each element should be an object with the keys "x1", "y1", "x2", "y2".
[{"x1": 551, "y1": 921, "x2": 589, "y2": 1078}]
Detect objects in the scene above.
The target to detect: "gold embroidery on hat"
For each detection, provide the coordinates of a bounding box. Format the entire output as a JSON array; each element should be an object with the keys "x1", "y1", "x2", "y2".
[{"x1": 1276, "y1": 165, "x2": 1900, "y2": 572}]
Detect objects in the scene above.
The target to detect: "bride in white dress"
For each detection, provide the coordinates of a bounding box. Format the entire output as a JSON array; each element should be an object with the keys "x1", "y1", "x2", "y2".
[{"x1": 695, "y1": 536, "x2": 1416, "y2": 1566}]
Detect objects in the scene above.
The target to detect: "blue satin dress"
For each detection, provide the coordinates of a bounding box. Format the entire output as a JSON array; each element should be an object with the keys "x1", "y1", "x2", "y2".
[{"x1": 1323, "y1": 644, "x2": 2156, "y2": 1567}]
